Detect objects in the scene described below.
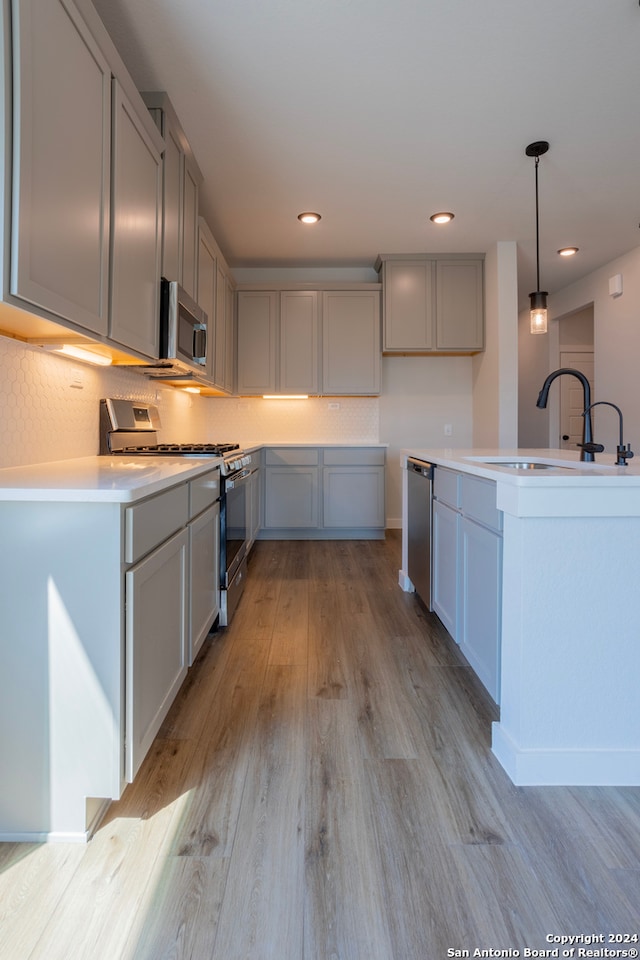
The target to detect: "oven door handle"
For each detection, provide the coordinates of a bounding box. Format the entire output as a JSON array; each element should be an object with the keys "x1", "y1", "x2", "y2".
[{"x1": 225, "y1": 468, "x2": 252, "y2": 489}]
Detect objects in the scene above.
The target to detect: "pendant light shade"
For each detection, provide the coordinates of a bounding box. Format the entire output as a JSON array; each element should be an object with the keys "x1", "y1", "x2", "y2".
[{"x1": 526, "y1": 140, "x2": 549, "y2": 335}]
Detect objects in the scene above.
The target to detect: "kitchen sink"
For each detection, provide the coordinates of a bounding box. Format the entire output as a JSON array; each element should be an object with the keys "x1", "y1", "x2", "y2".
[{"x1": 480, "y1": 460, "x2": 572, "y2": 470}]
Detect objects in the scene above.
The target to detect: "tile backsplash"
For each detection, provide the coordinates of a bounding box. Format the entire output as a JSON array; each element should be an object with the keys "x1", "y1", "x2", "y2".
[{"x1": 0, "y1": 337, "x2": 379, "y2": 468}]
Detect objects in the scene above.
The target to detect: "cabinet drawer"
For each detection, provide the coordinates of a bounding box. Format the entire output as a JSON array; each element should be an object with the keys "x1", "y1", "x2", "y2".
[
  {"x1": 433, "y1": 467, "x2": 460, "y2": 508},
  {"x1": 460, "y1": 474, "x2": 502, "y2": 533},
  {"x1": 323, "y1": 447, "x2": 386, "y2": 466},
  {"x1": 265, "y1": 447, "x2": 319, "y2": 466},
  {"x1": 189, "y1": 468, "x2": 220, "y2": 518},
  {"x1": 125, "y1": 484, "x2": 189, "y2": 563}
]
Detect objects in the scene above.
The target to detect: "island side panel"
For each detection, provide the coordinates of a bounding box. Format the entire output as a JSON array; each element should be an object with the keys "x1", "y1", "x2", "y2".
[
  {"x1": 0, "y1": 500, "x2": 124, "y2": 840},
  {"x1": 493, "y1": 512, "x2": 640, "y2": 785}
]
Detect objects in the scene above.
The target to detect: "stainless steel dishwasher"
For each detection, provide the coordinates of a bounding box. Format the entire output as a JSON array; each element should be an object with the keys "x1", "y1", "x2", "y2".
[{"x1": 406, "y1": 457, "x2": 434, "y2": 608}]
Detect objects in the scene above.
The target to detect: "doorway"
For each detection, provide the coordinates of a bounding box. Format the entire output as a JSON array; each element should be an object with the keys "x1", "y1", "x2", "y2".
[
  {"x1": 557, "y1": 305, "x2": 594, "y2": 451},
  {"x1": 558, "y1": 349, "x2": 594, "y2": 450}
]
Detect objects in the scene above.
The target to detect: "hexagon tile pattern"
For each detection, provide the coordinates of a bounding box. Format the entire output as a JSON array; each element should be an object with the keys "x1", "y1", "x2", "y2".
[{"x1": 0, "y1": 336, "x2": 380, "y2": 468}]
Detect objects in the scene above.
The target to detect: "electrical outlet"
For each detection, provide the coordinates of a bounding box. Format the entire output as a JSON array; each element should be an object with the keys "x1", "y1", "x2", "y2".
[
  {"x1": 444, "y1": 423, "x2": 453, "y2": 436},
  {"x1": 328, "y1": 402, "x2": 340, "y2": 410},
  {"x1": 70, "y1": 367, "x2": 84, "y2": 389}
]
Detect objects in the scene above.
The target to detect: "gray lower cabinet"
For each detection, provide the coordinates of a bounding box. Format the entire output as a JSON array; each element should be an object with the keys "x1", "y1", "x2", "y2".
[
  {"x1": 432, "y1": 467, "x2": 502, "y2": 702},
  {"x1": 248, "y1": 461, "x2": 262, "y2": 550},
  {"x1": 264, "y1": 448, "x2": 320, "y2": 529},
  {"x1": 432, "y1": 497, "x2": 459, "y2": 640},
  {"x1": 188, "y1": 468, "x2": 220, "y2": 664},
  {"x1": 322, "y1": 448, "x2": 385, "y2": 529},
  {"x1": 125, "y1": 526, "x2": 188, "y2": 781},
  {"x1": 124, "y1": 483, "x2": 189, "y2": 781},
  {"x1": 262, "y1": 446, "x2": 385, "y2": 538},
  {"x1": 459, "y1": 515, "x2": 502, "y2": 702}
]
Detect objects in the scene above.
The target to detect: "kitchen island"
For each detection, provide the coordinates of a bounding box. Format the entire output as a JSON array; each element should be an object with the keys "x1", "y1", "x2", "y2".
[{"x1": 400, "y1": 448, "x2": 640, "y2": 787}]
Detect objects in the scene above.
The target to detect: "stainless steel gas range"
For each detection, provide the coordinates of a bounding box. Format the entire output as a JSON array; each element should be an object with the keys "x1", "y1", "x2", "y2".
[{"x1": 100, "y1": 398, "x2": 255, "y2": 625}]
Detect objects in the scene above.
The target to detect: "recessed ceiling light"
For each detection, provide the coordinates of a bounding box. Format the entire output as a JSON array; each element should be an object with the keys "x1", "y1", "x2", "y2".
[
  {"x1": 430, "y1": 212, "x2": 455, "y2": 224},
  {"x1": 557, "y1": 247, "x2": 579, "y2": 257},
  {"x1": 297, "y1": 212, "x2": 321, "y2": 224}
]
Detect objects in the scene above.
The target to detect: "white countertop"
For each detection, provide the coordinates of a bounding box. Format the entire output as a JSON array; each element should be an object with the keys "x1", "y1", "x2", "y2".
[
  {"x1": 0, "y1": 456, "x2": 221, "y2": 502},
  {"x1": 0, "y1": 442, "x2": 388, "y2": 502},
  {"x1": 401, "y1": 447, "x2": 640, "y2": 516}
]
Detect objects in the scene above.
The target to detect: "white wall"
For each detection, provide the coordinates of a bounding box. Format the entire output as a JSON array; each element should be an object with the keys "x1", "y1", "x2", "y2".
[
  {"x1": 548, "y1": 245, "x2": 640, "y2": 454},
  {"x1": 518, "y1": 304, "x2": 553, "y2": 447},
  {"x1": 379, "y1": 355, "x2": 473, "y2": 526},
  {"x1": 472, "y1": 241, "x2": 519, "y2": 447}
]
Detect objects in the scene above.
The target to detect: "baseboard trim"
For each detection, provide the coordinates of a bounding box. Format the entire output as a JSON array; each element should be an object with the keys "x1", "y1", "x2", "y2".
[{"x1": 492, "y1": 723, "x2": 640, "y2": 786}]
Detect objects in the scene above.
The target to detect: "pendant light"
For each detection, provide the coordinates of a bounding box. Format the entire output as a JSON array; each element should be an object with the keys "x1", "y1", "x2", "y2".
[{"x1": 526, "y1": 140, "x2": 549, "y2": 335}]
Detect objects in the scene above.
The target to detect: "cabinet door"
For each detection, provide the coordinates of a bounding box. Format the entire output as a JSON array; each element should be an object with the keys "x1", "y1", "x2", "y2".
[
  {"x1": 436, "y1": 259, "x2": 484, "y2": 351},
  {"x1": 181, "y1": 158, "x2": 199, "y2": 300},
  {"x1": 189, "y1": 501, "x2": 219, "y2": 665},
  {"x1": 264, "y1": 467, "x2": 319, "y2": 528},
  {"x1": 198, "y1": 224, "x2": 217, "y2": 383},
  {"x1": 322, "y1": 291, "x2": 381, "y2": 395},
  {"x1": 432, "y1": 498, "x2": 459, "y2": 641},
  {"x1": 248, "y1": 466, "x2": 261, "y2": 550},
  {"x1": 125, "y1": 528, "x2": 188, "y2": 781},
  {"x1": 159, "y1": 120, "x2": 183, "y2": 284},
  {"x1": 383, "y1": 260, "x2": 435, "y2": 351},
  {"x1": 459, "y1": 517, "x2": 502, "y2": 702},
  {"x1": 10, "y1": 0, "x2": 111, "y2": 334},
  {"x1": 280, "y1": 291, "x2": 318, "y2": 394},
  {"x1": 236, "y1": 291, "x2": 277, "y2": 395},
  {"x1": 323, "y1": 466, "x2": 385, "y2": 529},
  {"x1": 214, "y1": 262, "x2": 227, "y2": 390},
  {"x1": 224, "y1": 273, "x2": 235, "y2": 394},
  {"x1": 110, "y1": 80, "x2": 162, "y2": 358}
]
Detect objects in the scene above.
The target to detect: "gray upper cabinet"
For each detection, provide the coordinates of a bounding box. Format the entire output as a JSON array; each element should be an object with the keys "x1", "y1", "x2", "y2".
[
  {"x1": 236, "y1": 291, "x2": 277, "y2": 395},
  {"x1": 377, "y1": 254, "x2": 484, "y2": 353},
  {"x1": 143, "y1": 93, "x2": 202, "y2": 300},
  {"x1": 197, "y1": 219, "x2": 217, "y2": 384},
  {"x1": 109, "y1": 80, "x2": 162, "y2": 358},
  {"x1": 2, "y1": 0, "x2": 166, "y2": 358},
  {"x1": 8, "y1": 0, "x2": 112, "y2": 335},
  {"x1": 280, "y1": 291, "x2": 318, "y2": 395},
  {"x1": 381, "y1": 260, "x2": 435, "y2": 351},
  {"x1": 322, "y1": 290, "x2": 380, "y2": 395},
  {"x1": 197, "y1": 216, "x2": 235, "y2": 394},
  {"x1": 236, "y1": 287, "x2": 380, "y2": 396},
  {"x1": 236, "y1": 290, "x2": 318, "y2": 396},
  {"x1": 436, "y1": 259, "x2": 484, "y2": 350},
  {"x1": 182, "y1": 159, "x2": 199, "y2": 300},
  {"x1": 158, "y1": 122, "x2": 183, "y2": 284}
]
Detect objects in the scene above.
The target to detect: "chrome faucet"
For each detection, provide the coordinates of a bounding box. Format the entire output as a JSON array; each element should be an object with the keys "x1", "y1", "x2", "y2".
[{"x1": 536, "y1": 367, "x2": 602, "y2": 461}]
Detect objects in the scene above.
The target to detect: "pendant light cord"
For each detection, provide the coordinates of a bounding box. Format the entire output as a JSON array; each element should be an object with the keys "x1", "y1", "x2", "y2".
[{"x1": 534, "y1": 154, "x2": 541, "y2": 291}]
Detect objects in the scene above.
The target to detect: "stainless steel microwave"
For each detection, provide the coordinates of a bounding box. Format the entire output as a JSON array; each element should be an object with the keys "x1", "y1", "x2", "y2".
[{"x1": 158, "y1": 278, "x2": 208, "y2": 377}]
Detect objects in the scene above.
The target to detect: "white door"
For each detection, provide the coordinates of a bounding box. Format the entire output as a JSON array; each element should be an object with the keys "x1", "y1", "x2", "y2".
[{"x1": 559, "y1": 350, "x2": 594, "y2": 451}]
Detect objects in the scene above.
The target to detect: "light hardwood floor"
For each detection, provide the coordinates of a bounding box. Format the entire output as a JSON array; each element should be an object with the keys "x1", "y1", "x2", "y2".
[{"x1": 1, "y1": 532, "x2": 639, "y2": 959}]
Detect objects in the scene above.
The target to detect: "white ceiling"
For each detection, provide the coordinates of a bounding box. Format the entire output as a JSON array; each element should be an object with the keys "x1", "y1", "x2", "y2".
[{"x1": 92, "y1": 0, "x2": 640, "y2": 306}]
